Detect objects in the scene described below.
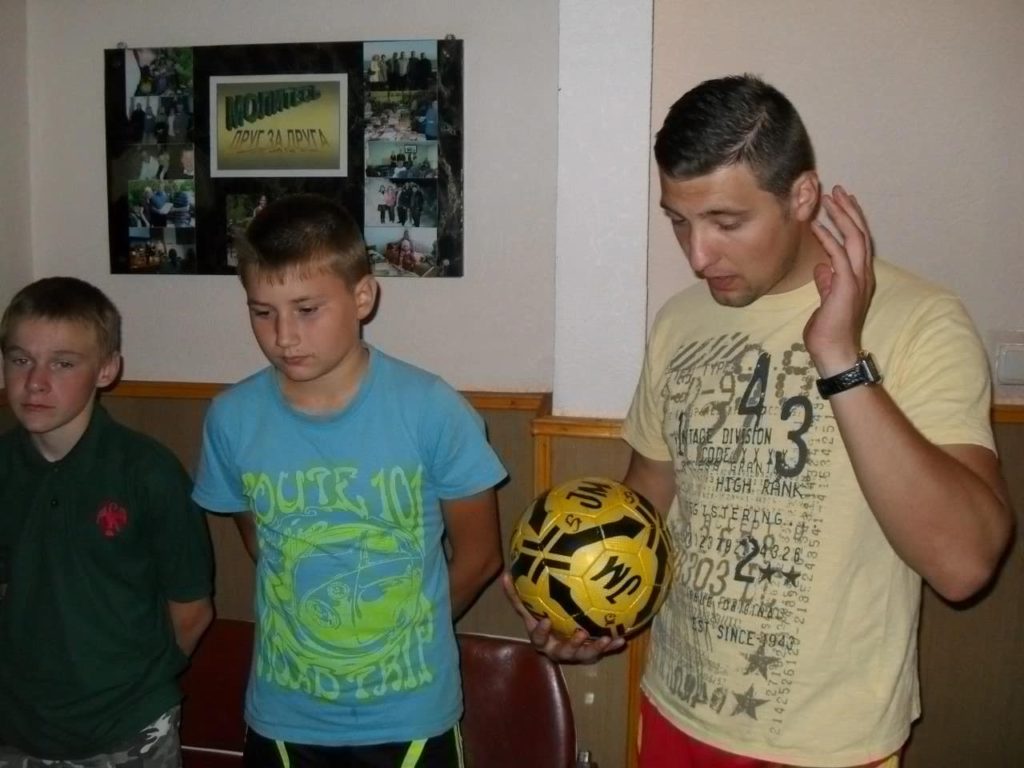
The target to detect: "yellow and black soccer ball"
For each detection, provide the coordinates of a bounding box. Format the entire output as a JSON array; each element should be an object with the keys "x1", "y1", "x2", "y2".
[{"x1": 509, "y1": 476, "x2": 674, "y2": 639}]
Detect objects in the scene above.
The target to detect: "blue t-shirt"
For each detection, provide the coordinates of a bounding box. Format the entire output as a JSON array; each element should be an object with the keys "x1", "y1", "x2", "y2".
[{"x1": 192, "y1": 346, "x2": 507, "y2": 746}]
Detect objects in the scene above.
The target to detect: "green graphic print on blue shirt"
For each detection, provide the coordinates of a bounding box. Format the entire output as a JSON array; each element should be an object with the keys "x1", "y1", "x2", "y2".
[
  {"x1": 246, "y1": 462, "x2": 433, "y2": 703},
  {"x1": 193, "y1": 348, "x2": 507, "y2": 747}
]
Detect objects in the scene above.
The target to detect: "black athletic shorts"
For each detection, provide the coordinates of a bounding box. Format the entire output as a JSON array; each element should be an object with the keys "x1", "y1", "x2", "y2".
[{"x1": 242, "y1": 725, "x2": 463, "y2": 768}]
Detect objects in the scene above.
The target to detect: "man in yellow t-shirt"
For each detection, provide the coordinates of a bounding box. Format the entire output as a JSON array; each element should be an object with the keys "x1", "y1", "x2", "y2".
[{"x1": 506, "y1": 74, "x2": 1012, "y2": 768}]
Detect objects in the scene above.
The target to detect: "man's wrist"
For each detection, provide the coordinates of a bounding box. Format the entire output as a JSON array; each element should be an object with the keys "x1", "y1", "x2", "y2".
[
  {"x1": 811, "y1": 347, "x2": 862, "y2": 378},
  {"x1": 815, "y1": 352, "x2": 882, "y2": 399}
]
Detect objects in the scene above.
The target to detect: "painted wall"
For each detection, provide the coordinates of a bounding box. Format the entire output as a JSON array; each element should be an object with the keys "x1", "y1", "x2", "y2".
[
  {"x1": 0, "y1": 0, "x2": 32, "y2": 311},
  {"x1": 23, "y1": 0, "x2": 557, "y2": 389},
  {"x1": 18, "y1": 1, "x2": 1021, "y2": 410},
  {"x1": 648, "y1": 0, "x2": 1024, "y2": 402},
  {"x1": 552, "y1": 0, "x2": 652, "y2": 417}
]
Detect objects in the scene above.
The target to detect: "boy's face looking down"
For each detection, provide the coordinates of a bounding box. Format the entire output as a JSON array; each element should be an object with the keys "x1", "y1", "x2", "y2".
[
  {"x1": 658, "y1": 162, "x2": 819, "y2": 307},
  {"x1": 2, "y1": 318, "x2": 120, "y2": 458},
  {"x1": 244, "y1": 266, "x2": 377, "y2": 410}
]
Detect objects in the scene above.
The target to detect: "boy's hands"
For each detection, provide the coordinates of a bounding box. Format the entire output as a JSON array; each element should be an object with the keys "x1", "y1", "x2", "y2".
[{"x1": 501, "y1": 573, "x2": 625, "y2": 663}]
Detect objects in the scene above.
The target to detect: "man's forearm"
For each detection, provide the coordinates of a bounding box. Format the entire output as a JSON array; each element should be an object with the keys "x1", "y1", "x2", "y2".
[{"x1": 830, "y1": 385, "x2": 1012, "y2": 600}]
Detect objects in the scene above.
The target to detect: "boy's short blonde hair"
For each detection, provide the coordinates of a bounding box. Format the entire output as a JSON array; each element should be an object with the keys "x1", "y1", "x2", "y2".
[
  {"x1": 0, "y1": 277, "x2": 121, "y2": 359},
  {"x1": 237, "y1": 193, "x2": 371, "y2": 287}
]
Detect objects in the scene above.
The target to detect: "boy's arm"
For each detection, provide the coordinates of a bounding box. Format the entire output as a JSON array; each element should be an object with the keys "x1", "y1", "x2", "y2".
[
  {"x1": 168, "y1": 597, "x2": 214, "y2": 655},
  {"x1": 233, "y1": 512, "x2": 259, "y2": 563},
  {"x1": 442, "y1": 488, "x2": 502, "y2": 620}
]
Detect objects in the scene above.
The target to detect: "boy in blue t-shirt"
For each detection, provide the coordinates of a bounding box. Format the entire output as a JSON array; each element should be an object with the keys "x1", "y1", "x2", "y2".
[{"x1": 193, "y1": 194, "x2": 506, "y2": 767}]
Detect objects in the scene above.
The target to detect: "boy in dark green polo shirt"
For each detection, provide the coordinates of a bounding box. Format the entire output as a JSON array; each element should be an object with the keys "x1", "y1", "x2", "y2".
[{"x1": 0, "y1": 277, "x2": 214, "y2": 767}]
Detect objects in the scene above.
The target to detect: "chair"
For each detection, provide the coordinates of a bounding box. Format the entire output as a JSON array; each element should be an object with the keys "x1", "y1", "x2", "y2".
[
  {"x1": 457, "y1": 632, "x2": 576, "y2": 768},
  {"x1": 179, "y1": 624, "x2": 576, "y2": 767},
  {"x1": 179, "y1": 619, "x2": 254, "y2": 768}
]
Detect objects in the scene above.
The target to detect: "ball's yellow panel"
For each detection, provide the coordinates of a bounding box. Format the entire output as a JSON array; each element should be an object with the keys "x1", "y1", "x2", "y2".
[{"x1": 509, "y1": 476, "x2": 675, "y2": 639}]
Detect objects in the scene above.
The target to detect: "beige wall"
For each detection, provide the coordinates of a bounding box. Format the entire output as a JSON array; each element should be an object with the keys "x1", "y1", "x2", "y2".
[
  {"x1": 0, "y1": 0, "x2": 32, "y2": 310},
  {"x1": 648, "y1": 0, "x2": 1024, "y2": 380}
]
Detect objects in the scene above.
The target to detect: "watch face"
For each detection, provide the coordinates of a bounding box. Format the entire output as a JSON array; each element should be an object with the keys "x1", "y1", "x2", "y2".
[{"x1": 861, "y1": 354, "x2": 881, "y2": 384}]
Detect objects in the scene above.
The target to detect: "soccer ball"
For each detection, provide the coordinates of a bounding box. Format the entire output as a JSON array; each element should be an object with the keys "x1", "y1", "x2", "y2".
[{"x1": 508, "y1": 476, "x2": 674, "y2": 639}]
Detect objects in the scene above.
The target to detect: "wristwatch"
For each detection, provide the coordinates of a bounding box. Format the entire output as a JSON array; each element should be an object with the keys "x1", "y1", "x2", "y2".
[{"x1": 815, "y1": 352, "x2": 882, "y2": 399}]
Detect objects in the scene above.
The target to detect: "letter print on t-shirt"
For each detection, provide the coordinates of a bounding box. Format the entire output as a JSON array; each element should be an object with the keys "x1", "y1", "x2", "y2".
[
  {"x1": 652, "y1": 331, "x2": 836, "y2": 730},
  {"x1": 243, "y1": 462, "x2": 434, "y2": 702}
]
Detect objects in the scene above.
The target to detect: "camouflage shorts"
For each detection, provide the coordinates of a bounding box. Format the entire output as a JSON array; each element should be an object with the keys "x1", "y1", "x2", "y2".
[{"x1": 0, "y1": 706, "x2": 181, "y2": 768}]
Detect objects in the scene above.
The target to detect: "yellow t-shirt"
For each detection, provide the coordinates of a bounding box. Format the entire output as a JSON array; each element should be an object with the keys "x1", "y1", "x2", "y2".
[{"x1": 622, "y1": 260, "x2": 993, "y2": 767}]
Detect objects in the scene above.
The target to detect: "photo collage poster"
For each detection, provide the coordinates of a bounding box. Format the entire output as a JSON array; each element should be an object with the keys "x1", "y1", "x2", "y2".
[{"x1": 104, "y1": 39, "x2": 464, "y2": 277}]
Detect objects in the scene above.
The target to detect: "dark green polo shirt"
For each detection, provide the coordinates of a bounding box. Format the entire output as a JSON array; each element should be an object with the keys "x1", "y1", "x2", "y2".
[{"x1": 0, "y1": 405, "x2": 213, "y2": 759}]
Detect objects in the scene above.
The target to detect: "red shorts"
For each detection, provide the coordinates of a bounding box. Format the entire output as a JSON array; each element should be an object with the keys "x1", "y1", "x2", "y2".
[{"x1": 638, "y1": 693, "x2": 895, "y2": 768}]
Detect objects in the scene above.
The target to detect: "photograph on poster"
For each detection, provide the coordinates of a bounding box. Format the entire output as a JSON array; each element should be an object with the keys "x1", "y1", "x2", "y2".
[
  {"x1": 210, "y1": 73, "x2": 348, "y2": 177},
  {"x1": 127, "y1": 144, "x2": 195, "y2": 180},
  {"x1": 364, "y1": 179, "x2": 437, "y2": 229},
  {"x1": 125, "y1": 47, "x2": 192, "y2": 99},
  {"x1": 127, "y1": 95, "x2": 195, "y2": 146},
  {"x1": 366, "y1": 140, "x2": 438, "y2": 179},
  {"x1": 365, "y1": 90, "x2": 438, "y2": 142},
  {"x1": 365, "y1": 225, "x2": 446, "y2": 278},
  {"x1": 128, "y1": 226, "x2": 196, "y2": 274},
  {"x1": 224, "y1": 192, "x2": 274, "y2": 269},
  {"x1": 364, "y1": 41, "x2": 437, "y2": 93},
  {"x1": 128, "y1": 179, "x2": 195, "y2": 230}
]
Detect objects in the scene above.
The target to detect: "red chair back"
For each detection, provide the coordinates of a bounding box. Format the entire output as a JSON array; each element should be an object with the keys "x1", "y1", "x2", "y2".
[
  {"x1": 458, "y1": 632, "x2": 576, "y2": 768},
  {"x1": 179, "y1": 619, "x2": 253, "y2": 767}
]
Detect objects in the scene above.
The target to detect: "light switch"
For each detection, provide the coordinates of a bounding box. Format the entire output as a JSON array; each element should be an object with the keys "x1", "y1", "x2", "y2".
[{"x1": 996, "y1": 343, "x2": 1024, "y2": 385}]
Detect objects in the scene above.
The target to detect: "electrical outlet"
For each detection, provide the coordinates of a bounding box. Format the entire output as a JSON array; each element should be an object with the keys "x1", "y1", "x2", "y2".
[
  {"x1": 990, "y1": 329, "x2": 1024, "y2": 403},
  {"x1": 996, "y1": 342, "x2": 1024, "y2": 385}
]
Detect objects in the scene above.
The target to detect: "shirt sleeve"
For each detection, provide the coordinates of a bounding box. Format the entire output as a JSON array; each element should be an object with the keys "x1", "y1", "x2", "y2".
[
  {"x1": 137, "y1": 447, "x2": 214, "y2": 603},
  {"x1": 884, "y1": 293, "x2": 995, "y2": 452},
  {"x1": 192, "y1": 397, "x2": 249, "y2": 513},
  {"x1": 420, "y1": 379, "x2": 507, "y2": 500},
  {"x1": 622, "y1": 313, "x2": 673, "y2": 461}
]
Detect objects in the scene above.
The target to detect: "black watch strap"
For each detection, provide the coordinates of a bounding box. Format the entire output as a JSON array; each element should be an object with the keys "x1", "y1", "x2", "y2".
[{"x1": 815, "y1": 353, "x2": 882, "y2": 399}]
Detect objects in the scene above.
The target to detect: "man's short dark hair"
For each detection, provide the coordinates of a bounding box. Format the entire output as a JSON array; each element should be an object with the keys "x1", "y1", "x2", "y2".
[
  {"x1": 0, "y1": 277, "x2": 122, "y2": 358},
  {"x1": 654, "y1": 74, "x2": 815, "y2": 198},
  {"x1": 237, "y1": 193, "x2": 371, "y2": 286}
]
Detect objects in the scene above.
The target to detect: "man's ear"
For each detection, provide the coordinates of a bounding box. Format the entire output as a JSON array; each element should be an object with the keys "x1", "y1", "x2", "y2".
[
  {"x1": 354, "y1": 275, "x2": 379, "y2": 322},
  {"x1": 789, "y1": 171, "x2": 820, "y2": 222},
  {"x1": 97, "y1": 353, "x2": 122, "y2": 390}
]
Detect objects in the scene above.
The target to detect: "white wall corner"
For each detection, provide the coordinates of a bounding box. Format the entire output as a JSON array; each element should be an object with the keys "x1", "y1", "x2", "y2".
[{"x1": 552, "y1": 0, "x2": 654, "y2": 418}]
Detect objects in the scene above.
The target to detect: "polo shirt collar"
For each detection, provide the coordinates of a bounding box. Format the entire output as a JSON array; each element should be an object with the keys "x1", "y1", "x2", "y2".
[{"x1": 16, "y1": 404, "x2": 110, "y2": 471}]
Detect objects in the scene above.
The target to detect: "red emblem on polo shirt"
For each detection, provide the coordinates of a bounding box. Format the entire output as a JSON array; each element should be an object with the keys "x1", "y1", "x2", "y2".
[{"x1": 96, "y1": 502, "x2": 128, "y2": 538}]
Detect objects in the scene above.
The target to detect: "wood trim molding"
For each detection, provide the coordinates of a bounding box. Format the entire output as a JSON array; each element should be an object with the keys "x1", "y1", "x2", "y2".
[
  {"x1": 0, "y1": 380, "x2": 547, "y2": 412},
  {"x1": 533, "y1": 414, "x2": 623, "y2": 439},
  {"x1": 461, "y1": 391, "x2": 547, "y2": 412},
  {"x1": 106, "y1": 380, "x2": 226, "y2": 399},
  {"x1": 994, "y1": 403, "x2": 1024, "y2": 424},
  {"x1": 2, "y1": 380, "x2": 1020, "y2": 424}
]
